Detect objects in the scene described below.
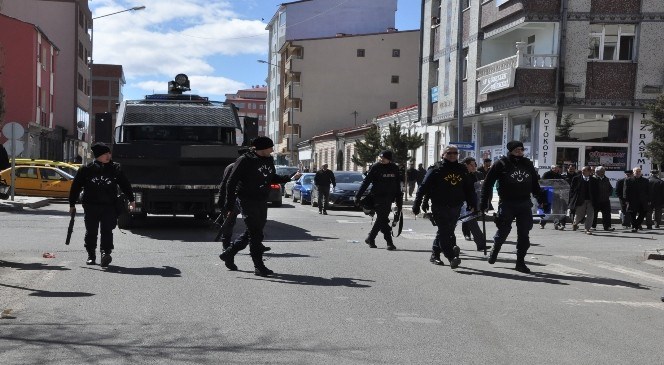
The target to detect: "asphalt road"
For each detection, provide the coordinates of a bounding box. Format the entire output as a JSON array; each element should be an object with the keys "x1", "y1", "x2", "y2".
[{"x1": 1, "y1": 200, "x2": 663, "y2": 364}]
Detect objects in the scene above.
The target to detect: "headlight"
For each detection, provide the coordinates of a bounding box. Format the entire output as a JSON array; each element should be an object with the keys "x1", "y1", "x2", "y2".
[{"x1": 134, "y1": 192, "x2": 142, "y2": 203}]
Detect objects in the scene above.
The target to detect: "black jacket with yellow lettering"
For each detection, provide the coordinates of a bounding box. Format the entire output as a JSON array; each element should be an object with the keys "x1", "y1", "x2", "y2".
[{"x1": 414, "y1": 159, "x2": 475, "y2": 208}]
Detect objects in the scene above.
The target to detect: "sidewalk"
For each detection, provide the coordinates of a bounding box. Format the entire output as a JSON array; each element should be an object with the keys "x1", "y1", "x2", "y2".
[{"x1": 0, "y1": 196, "x2": 50, "y2": 210}]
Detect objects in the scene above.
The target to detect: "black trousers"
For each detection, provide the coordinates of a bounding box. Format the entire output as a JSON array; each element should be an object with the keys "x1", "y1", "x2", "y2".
[
  {"x1": 592, "y1": 200, "x2": 612, "y2": 229},
  {"x1": 630, "y1": 204, "x2": 648, "y2": 229},
  {"x1": 619, "y1": 199, "x2": 631, "y2": 227},
  {"x1": 493, "y1": 199, "x2": 533, "y2": 256},
  {"x1": 646, "y1": 204, "x2": 662, "y2": 228},
  {"x1": 431, "y1": 204, "x2": 462, "y2": 259},
  {"x1": 220, "y1": 203, "x2": 242, "y2": 247},
  {"x1": 232, "y1": 200, "x2": 268, "y2": 254},
  {"x1": 83, "y1": 204, "x2": 117, "y2": 253},
  {"x1": 368, "y1": 196, "x2": 394, "y2": 243},
  {"x1": 461, "y1": 219, "x2": 486, "y2": 249},
  {"x1": 317, "y1": 185, "x2": 330, "y2": 212}
]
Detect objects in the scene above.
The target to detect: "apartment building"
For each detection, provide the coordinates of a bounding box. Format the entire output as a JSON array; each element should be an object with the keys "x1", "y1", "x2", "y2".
[
  {"x1": 279, "y1": 30, "x2": 420, "y2": 166},
  {"x1": 265, "y1": 0, "x2": 398, "y2": 165},
  {"x1": 420, "y1": 0, "x2": 664, "y2": 182},
  {"x1": 0, "y1": 13, "x2": 59, "y2": 159},
  {"x1": 225, "y1": 86, "x2": 267, "y2": 137},
  {"x1": 91, "y1": 64, "x2": 124, "y2": 144},
  {"x1": 1, "y1": 0, "x2": 92, "y2": 161}
]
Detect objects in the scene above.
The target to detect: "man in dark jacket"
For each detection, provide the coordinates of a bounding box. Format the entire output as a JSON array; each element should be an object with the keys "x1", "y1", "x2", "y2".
[
  {"x1": 69, "y1": 143, "x2": 135, "y2": 267},
  {"x1": 314, "y1": 163, "x2": 336, "y2": 215},
  {"x1": 459, "y1": 156, "x2": 488, "y2": 251},
  {"x1": 646, "y1": 170, "x2": 663, "y2": 229},
  {"x1": 406, "y1": 164, "x2": 418, "y2": 197},
  {"x1": 218, "y1": 137, "x2": 289, "y2": 276},
  {"x1": 0, "y1": 145, "x2": 9, "y2": 171},
  {"x1": 417, "y1": 163, "x2": 426, "y2": 188},
  {"x1": 479, "y1": 141, "x2": 544, "y2": 273},
  {"x1": 591, "y1": 166, "x2": 614, "y2": 231},
  {"x1": 570, "y1": 166, "x2": 597, "y2": 234},
  {"x1": 624, "y1": 167, "x2": 650, "y2": 232},
  {"x1": 355, "y1": 150, "x2": 402, "y2": 251},
  {"x1": 477, "y1": 158, "x2": 492, "y2": 178},
  {"x1": 615, "y1": 170, "x2": 633, "y2": 228},
  {"x1": 413, "y1": 146, "x2": 476, "y2": 268}
]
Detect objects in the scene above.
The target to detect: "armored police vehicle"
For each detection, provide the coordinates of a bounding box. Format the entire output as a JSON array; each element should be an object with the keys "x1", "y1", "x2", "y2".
[{"x1": 112, "y1": 74, "x2": 241, "y2": 228}]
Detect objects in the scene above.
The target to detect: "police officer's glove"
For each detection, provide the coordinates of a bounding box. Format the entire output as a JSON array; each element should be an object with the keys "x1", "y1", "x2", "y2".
[
  {"x1": 421, "y1": 201, "x2": 429, "y2": 212},
  {"x1": 412, "y1": 205, "x2": 420, "y2": 216}
]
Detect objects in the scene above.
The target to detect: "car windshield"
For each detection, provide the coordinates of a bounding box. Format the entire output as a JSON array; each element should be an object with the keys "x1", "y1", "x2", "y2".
[
  {"x1": 335, "y1": 173, "x2": 364, "y2": 184},
  {"x1": 302, "y1": 176, "x2": 314, "y2": 185}
]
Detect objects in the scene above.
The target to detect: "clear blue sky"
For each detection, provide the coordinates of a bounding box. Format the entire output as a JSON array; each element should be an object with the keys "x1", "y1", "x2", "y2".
[{"x1": 89, "y1": 0, "x2": 421, "y2": 101}]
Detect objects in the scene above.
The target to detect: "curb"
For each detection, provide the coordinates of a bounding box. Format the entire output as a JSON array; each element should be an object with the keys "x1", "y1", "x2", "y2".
[
  {"x1": 0, "y1": 198, "x2": 50, "y2": 210},
  {"x1": 644, "y1": 251, "x2": 664, "y2": 260}
]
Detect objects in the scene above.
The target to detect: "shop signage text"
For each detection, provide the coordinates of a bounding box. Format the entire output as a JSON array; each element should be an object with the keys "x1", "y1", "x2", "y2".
[{"x1": 479, "y1": 67, "x2": 516, "y2": 95}]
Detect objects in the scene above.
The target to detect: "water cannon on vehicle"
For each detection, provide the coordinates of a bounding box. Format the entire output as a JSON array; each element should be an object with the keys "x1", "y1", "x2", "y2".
[{"x1": 168, "y1": 73, "x2": 191, "y2": 94}]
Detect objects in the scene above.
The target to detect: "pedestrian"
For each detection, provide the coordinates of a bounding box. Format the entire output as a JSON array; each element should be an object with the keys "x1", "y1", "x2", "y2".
[
  {"x1": 355, "y1": 150, "x2": 402, "y2": 251},
  {"x1": 412, "y1": 146, "x2": 476, "y2": 268},
  {"x1": 218, "y1": 137, "x2": 289, "y2": 276},
  {"x1": 406, "y1": 163, "x2": 418, "y2": 197},
  {"x1": 314, "y1": 163, "x2": 335, "y2": 215},
  {"x1": 416, "y1": 163, "x2": 426, "y2": 188},
  {"x1": 615, "y1": 170, "x2": 633, "y2": 228},
  {"x1": 0, "y1": 144, "x2": 9, "y2": 171},
  {"x1": 478, "y1": 158, "x2": 492, "y2": 178},
  {"x1": 479, "y1": 141, "x2": 545, "y2": 273},
  {"x1": 646, "y1": 170, "x2": 663, "y2": 229},
  {"x1": 459, "y1": 156, "x2": 489, "y2": 251},
  {"x1": 564, "y1": 165, "x2": 579, "y2": 225},
  {"x1": 624, "y1": 167, "x2": 650, "y2": 232},
  {"x1": 539, "y1": 165, "x2": 564, "y2": 229},
  {"x1": 68, "y1": 142, "x2": 135, "y2": 267},
  {"x1": 589, "y1": 166, "x2": 614, "y2": 231},
  {"x1": 569, "y1": 166, "x2": 597, "y2": 234}
]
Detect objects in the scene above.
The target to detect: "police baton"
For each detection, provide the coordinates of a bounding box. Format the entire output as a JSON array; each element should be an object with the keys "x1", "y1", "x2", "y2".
[
  {"x1": 65, "y1": 210, "x2": 75, "y2": 246},
  {"x1": 482, "y1": 212, "x2": 487, "y2": 256}
]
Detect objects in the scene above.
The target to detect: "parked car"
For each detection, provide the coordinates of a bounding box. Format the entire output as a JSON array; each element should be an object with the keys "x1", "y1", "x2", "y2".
[
  {"x1": 283, "y1": 176, "x2": 299, "y2": 198},
  {"x1": 14, "y1": 159, "x2": 79, "y2": 177},
  {"x1": 0, "y1": 166, "x2": 74, "y2": 198},
  {"x1": 311, "y1": 171, "x2": 369, "y2": 209},
  {"x1": 291, "y1": 173, "x2": 315, "y2": 204},
  {"x1": 276, "y1": 166, "x2": 300, "y2": 194}
]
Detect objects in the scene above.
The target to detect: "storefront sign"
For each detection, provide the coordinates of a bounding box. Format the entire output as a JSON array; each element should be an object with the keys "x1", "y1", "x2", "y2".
[
  {"x1": 631, "y1": 111, "x2": 653, "y2": 175},
  {"x1": 585, "y1": 147, "x2": 628, "y2": 171},
  {"x1": 478, "y1": 67, "x2": 516, "y2": 95},
  {"x1": 450, "y1": 141, "x2": 475, "y2": 150},
  {"x1": 537, "y1": 111, "x2": 555, "y2": 168},
  {"x1": 431, "y1": 86, "x2": 438, "y2": 103}
]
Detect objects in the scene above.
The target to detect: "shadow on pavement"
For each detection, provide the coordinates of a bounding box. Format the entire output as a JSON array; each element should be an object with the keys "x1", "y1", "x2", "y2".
[
  {"x1": 0, "y1": 260, "x2": 71, "y2": 271},
  {"x1": 455, "y1": 266, "x2": 650, "y2": 289},
  {"x1": 243, "y1": 272, "x2": 374, "y2": 287},
  {"x1": 83, "y1": 265, "x2": 182, "y2": 277},
  {"x1": 0, "y1": 283, "x2": 94, "y2": 297}
]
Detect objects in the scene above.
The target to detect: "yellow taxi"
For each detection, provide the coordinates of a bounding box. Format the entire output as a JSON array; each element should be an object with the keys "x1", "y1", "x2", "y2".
[
  {"x1": 0, "y1": 166, "x2": 74, "y2": 198},
  {"x1": 14, "y1": 159, "x2": 79, "y2": 177}
]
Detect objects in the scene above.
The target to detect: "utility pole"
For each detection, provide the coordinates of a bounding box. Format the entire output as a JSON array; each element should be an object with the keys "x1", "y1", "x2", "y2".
[
  {"x1": 351, "y1": 111, "x2": 359, "y2": 126},
  {"x1": 456, "y1": 0, "x2": 464, "y2": 142}
]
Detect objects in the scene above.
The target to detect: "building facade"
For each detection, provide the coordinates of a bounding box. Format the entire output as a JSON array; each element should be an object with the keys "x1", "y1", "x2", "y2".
[
  {"x1": 420, "y1": 0, "x2": 664, "y2": 184},
  {"x1": 304, "y1": 124, "x2": 375, "y2": 172},
  {"x1": 1, "y1": 0, "x2": 92, "y2": 161},
  {"x1": 0, "y1": 13, "x2": 59, "y2": 160},
  {"x1": 277, "y1": 30, "x2": 420, "y2": 165},
  {"x1": 91, "y1": 64, "x2": 124, "y2": 144},
  {"x1": 225, "y1": 86, "x2": 267, "y2": 137},
  {"x1": 265, "y1": 0, "x2": 399, "y2": 164}
]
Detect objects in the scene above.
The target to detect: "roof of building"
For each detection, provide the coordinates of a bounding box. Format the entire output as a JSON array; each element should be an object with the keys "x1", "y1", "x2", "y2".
[
  {"x1": 376, "y1": 104, "x2": 418, "y2": 118},
  {"x1": 311, "y1": 123, "x2": 375, "y2": 140},
  {"x1": 287, "y1": 29, "x2": 419, "y2": 44}
]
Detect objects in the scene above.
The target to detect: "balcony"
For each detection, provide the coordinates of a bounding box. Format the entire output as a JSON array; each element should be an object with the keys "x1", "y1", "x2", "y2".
[
  {"x1": 481, "y1": 0, "x2": 560, "y2": 30},
  {"x1": 284, "y1": 81, "x2": 301, "y2": 100},
  {"x1": 286, "y1": 55, "x2": 302, "y2": 73}
]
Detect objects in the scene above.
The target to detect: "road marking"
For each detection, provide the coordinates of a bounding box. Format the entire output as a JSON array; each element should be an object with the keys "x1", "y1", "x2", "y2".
[
  {"x1": 336, "y1": 220, "x2": 365, "y2": 224},
  {"x1": 559, "y1": 256, "x2": 664, "y2": 285},
  {"x1": 564, "y1": 299, "x2": 664, "y2": 311},
  {"x1": 396, "y1": 316, "x2": 441, "y2": 324},
  {"x1": 544, "y1": 263, "x2": 590, "y2": 276}
]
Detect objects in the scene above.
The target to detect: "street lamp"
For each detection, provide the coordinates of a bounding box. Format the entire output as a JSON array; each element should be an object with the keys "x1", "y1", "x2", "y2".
[
  {"x1": 87, "y1": 5, "x2": 146, "y2": 162},
  {"x1": 258, "y1": 59, "x2": 295, "y2": 166}
]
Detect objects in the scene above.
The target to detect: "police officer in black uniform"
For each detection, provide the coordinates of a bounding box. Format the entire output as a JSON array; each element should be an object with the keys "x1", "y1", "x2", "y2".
[
  {"x1": 69, "y1": 143, "x2": 135, "y2": 267},
  {"x1": 412, "y1": 145, "x2": 476, "y2": 268},
  {"x1": 218, "y1": 137, "x2": 289, "y2": 276},
  {"x1": 355, "y1": 150, "x2": 402, "y2": 250},
  {"x1": 479, "y1": 141, "x2": 544, "y2": 273}
]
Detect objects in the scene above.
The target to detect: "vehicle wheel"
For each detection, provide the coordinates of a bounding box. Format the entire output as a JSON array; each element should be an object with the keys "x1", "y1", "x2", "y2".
[
  {"x1": 312, "y1": 199, "x2": 318, "y2": 207},
  {"x1": 284, "y1": 190, "x2": 290, "y2": 198},
  {"x1": 117, "y1": 212, "x2": 133, "y2": 229},
  {"x1": 300, "y1": 196, "x2": 307, "y2": 205}
]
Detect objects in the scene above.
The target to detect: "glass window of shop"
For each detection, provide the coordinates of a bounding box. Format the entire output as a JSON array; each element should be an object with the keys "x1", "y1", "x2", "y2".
[
  {"x1": 449, "y1": 124, "x2": 473, "y2": 158},
  {"x1": 511, "y1": 117, "x2": 532, "y2": 143},
  {"x1": 479, "y1": 122, "x2": 503, "y2": 162},
  {"x1": 555, "y1": 113, "x2": 629, "y2": 143},
  {"x1": 584, "y1": 146, "x2": 628, "y2": 172}
]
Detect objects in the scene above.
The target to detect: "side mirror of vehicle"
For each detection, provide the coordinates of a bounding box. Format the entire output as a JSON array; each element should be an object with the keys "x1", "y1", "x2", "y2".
[{"x1": 295, "y1": 181, "x2": 302, "y2": 185}]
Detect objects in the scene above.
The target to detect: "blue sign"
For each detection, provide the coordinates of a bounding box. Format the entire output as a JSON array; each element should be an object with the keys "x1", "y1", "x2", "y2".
[
  {"x1": 450, "y1": 141, "x2": 475, "y2": 150},
  {"x1": 430, "y1": 86, "x2": 438, "y2": 103}
]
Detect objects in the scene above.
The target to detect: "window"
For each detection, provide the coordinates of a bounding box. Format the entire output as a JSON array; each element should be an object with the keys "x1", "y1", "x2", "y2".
[
  {"x1": 77, "y1": 73, "x2": 84, "y2": 91},
  {"x1": 555, "y1": 113, "x2": 629, "y2": 143},
  {"x1": 391, "y1": 75, "x2": 400, "y2": 84},
  {"x1": 78, "y1": 41, "x2": 84, "y2": 60},
  {"x1": 357, "y1": 49, "x2": 365, "y2": 57},
  {"x1": 41, "y1": 169, "x2": 63, "y2": 181},
  {"x1": 462, "y1": 0, "x2": 470, "y2": 9},
  {"x1": 512, "y1": 118, "x2": 532, "y2": 143},
  {"x1": 462, "y1": 48, "x2": 468, "y2": 80},
  {"x1": 390, "y1": 102, "x2": 398, "y2": 109},
  {"x1": 392, "y1": 49, "x2": 400, "y2": 57},
  {"x1": 589, "y1": 24, "x2": 635, "y2": 61},
  {"x1": 526, "y1": 35, "x2": 536, "y2": 55},
  {"x1": 480, "y1": 122, "x2": 502, "y2": 146}
]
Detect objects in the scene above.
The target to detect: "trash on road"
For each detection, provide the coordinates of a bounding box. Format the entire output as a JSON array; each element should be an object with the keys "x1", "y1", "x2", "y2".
[
  {"x1": 347, "y1": 240, "x2": 359, "y2": 243},
  {"x1": 42, "y1": 252, "x2": 55, "y2": 258},
  {"x1": 1, "y1": 309, "x2": 16, "y2": 319}
]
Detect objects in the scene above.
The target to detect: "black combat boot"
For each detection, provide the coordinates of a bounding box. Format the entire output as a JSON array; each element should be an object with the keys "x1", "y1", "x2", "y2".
[
  {"x1": 364, "y1": 237, "x2": 377, "y2": 248},
  {"x1": 430, "y1": 251, "x2": 444, "y2": 265},
  {"x1": 219, "y1": 244, "x2": 240, "y2": 271},
  {"x1": 449, "y1": 246, "x2": 461, "y2": 269},
  {"x1": 385, "y1": 235, "x2": 396, "y2": 251},
  {"x1": 515, "y1": 253, "x2": 531, "y2": 273},
  {"x1": 86, "y1": 251, "x2": 96, "y2": 265},
  {"x1": 100, "y1": 250, "x2": 112, "y2": 268},
  {"x1": 251, "y1": 252, "x2": 273, "y2": 277},
  {"x1": 488, "y1": 244, "x2": 501, "y2": 264}
]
